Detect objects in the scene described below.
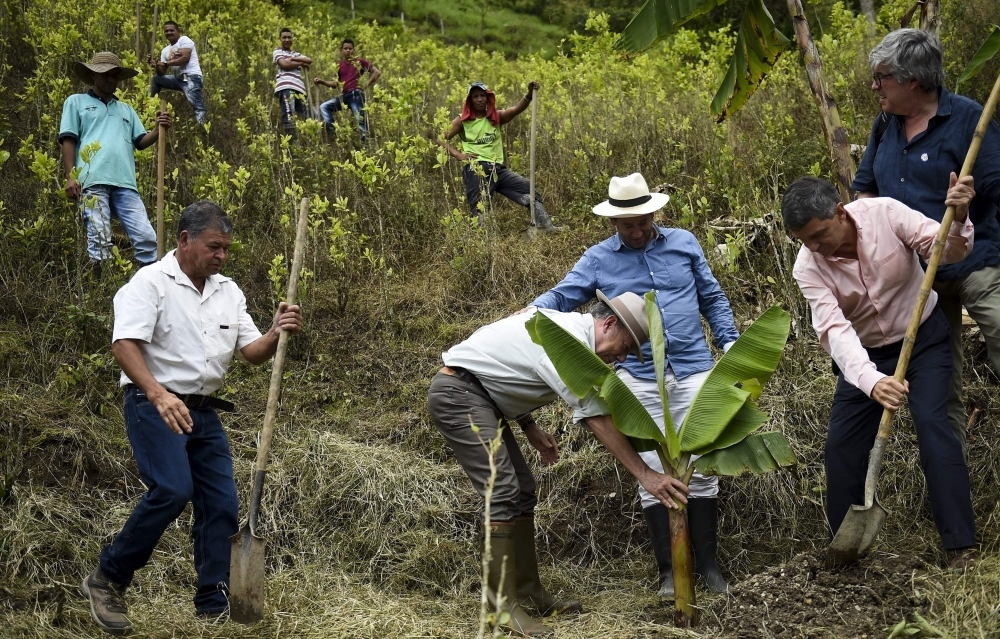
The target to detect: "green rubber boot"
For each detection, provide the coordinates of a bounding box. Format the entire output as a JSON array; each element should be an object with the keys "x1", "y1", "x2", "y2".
[
  {"x1": 484, "y1": 522, "x2": 552, "y2": 636},
  {"x1": 513, "y1": 517, "x2": 583, "y2": 617}
]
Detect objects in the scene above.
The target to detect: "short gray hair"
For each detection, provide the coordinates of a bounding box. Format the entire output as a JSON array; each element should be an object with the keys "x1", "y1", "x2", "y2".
[
  {"x1": 590, "y1": 300, "x2": 614, "y2": 320},
  {"x1": 781, "y1": 177, "x2": 841, "y2": 231},
  {"x1": 177, "y1": 200, "x2": 233, "y2": 239},
  {"x1": 869, "y1": 28, "x2": 944, "y2": 92}
]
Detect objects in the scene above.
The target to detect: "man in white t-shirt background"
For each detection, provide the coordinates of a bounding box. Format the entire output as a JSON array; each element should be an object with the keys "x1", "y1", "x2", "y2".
[
  {"x1": 149, "y1": 20, "x2": 207, "y2": 125},
  {"x1": 272, "y1": 27, "x2": 312, "y2": 136}
]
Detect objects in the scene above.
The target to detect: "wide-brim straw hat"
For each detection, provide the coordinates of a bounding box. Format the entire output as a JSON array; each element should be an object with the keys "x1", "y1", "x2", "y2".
[
  {"x1": 72, "y1": 52, "x2": 138, "y2": 84},
  {"x1": 593, "y1": 173, "x2": 670, "y2": 218},
  {"x1": 596, "y1": 289, "x2": 650, "y2": 363}
]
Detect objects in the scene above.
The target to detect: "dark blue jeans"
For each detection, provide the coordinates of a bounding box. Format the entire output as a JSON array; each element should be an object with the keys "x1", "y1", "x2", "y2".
[
  {"x1": 825, "y1": 307, "x2": 976, "y2": 550},
  {"x1": 275, "y1": 89, "x2": 305, "y2": 131},
  {"x1": 99, "y1": 386, "x2": 239, "y2": 613},
  {"x1": 320, "y1": 89, "x2": 367, "y2": 138}
]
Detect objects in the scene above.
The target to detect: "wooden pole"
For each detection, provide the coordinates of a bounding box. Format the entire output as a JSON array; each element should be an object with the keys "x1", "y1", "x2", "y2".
[
  {"x1": 135, "y1": 2, "x2": 142, "y2": 61},
  {"x1": 529, "y1": 86, "x2": 538, "y2": 227},
  {"x1": 150, "y1": 5, "x2": 159, "y2": 59},
  {"x1": 301, "y1": 66, "x2": 314, "y2": 120},
  {"x1": 786, "y1": 0, "x2": 856, "y2": 203},
  {"x1": 920, "y1": 0, "x2": 941, "y2": 40},
  {"x1": 156, "y1": 97, "x2": 166, "y2": 259}
]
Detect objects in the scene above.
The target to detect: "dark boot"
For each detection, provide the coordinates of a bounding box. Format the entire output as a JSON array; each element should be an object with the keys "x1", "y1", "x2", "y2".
[
  {"x1": 484, "y1": 522, "x2": 551, "y2": 636},
  {"x1": 513, "y1": 516, "x2": 582, "y2": 617},
  {"x1": 688, "y1": 498, "x2": 730, "y2": 593},
  {"x1": 643, "y1": 503, "x2": 674, "y2": 598},
  {"x1": 529, "y1": 201, "x2": 563, "y2": 232}
]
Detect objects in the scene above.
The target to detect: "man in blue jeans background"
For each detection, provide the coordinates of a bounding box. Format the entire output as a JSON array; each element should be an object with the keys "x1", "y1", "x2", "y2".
[
  {"x1": 149, "y1": 21, "x2": 207, "y2": 125},
  {"x1": 60, "y1": 52, "x2": 171, "y2": 276},
  {"x1": 81, "y1": 201, "x2": 302, "y2": 634},
  {"x1": 313, "y1": 38, "x2": 381, "y2": 140}
]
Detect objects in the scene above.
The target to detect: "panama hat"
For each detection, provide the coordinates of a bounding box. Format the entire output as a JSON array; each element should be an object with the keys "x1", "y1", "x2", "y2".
[
  {"x1": 72, "y1": 52, "x2": 139, "y2": 84},
  {"x1": 593, "y1": 173, "x2": 670, "y2": 218},
  {"x1": 596, "y1": 289, "x2": 650, "y2": 363}
]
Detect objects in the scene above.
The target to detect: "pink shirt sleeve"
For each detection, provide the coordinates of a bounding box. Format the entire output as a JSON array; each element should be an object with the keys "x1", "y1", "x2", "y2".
[
  {"x1": 887, "y1": 200, "x2": 974, "y2": 265},
  {"x1": 794, "y1": 250, "x2": 886, "y2": 397}
]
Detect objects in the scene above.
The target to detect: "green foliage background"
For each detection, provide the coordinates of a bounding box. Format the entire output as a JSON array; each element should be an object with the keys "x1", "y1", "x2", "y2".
[{"x1": 1, "y1": 0, "x2": 1000, "y2": 636}]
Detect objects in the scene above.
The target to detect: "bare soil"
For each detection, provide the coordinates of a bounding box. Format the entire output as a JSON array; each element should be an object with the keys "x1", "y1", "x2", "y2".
[{"x1": 702, "y1": 550, "x2": 929, "y2": 638}]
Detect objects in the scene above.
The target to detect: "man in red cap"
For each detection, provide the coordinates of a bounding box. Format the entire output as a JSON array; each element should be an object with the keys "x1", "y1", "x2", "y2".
[{"x1": 439, "y1": 80, "x2": 558, "y2": 231}]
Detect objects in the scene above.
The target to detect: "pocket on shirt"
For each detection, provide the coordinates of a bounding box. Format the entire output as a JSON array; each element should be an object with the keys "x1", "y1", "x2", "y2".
[
  {"x1": 206, "y1": 324, "x2": 239, "y2": 365},
  {"x1": 874, "y1": 246, "x2": 905, "y2": 268}
]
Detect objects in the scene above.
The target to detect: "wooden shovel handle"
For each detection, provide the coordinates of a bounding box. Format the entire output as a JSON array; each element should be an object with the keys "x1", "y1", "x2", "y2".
[
  {"x1": 155, "y1": 97, "x2": 166, "y2": 259},
  {"x1": 529, "y1": 86, "x2": 538, "y2": 226},
  {"x1": 247, "y1": 198, "x2": 310, "y2": 528},
  {"x1": 862, "y1": 71, "x2": 1000, "y2": 507}
]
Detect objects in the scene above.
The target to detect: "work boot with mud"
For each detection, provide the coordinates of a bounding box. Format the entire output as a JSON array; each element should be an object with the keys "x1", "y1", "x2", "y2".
[
  {"x1": 81, "y1": 567, "x2": 132, "y2": 635},
  {"x1": 689, "y1": 498, "x2": 730, "y2": 593},
  {"x1": 946, "y1": 546, "x2": 979, "y2": 572},
  {"x1": 643, "y1": 503, "x2": 675, "y2": 598},
  {"x1": 513, "y1": 516, "x2": 582, "y2": 616},
  {"x1": 484, "y1": 522, "x2": 552, "y2": 636}
]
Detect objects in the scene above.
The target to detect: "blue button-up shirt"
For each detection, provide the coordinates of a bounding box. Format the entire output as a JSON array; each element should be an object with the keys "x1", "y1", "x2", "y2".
[
  {"x1": 852, "y1": 88, "x2": 1000, "y2": 281},
  {"x1": 531, "y1": 226, "x2": 740, "y2": 381}
]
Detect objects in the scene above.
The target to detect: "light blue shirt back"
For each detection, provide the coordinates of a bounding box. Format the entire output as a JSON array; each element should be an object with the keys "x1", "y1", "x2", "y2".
[
  {"x1": 59, "y1": 91, "x2": 146, "y2": 191},
  {"x1": 531, "y1": 226, "x2": 739, "y2": 381}
]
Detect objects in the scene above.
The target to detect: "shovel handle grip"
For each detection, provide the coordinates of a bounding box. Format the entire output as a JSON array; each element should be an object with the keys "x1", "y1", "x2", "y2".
[{"x1": 862, "y1": 70, "x2": 1000, "y2": 507}]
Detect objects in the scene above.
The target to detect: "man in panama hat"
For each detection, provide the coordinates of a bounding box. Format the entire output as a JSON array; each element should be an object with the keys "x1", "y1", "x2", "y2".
[
  {"x1": 429, "y1": 290, "x2": 689, "y2": 636},
  {"x1": 528, "y1": 173, "x2": 740, "y2": 598},
  {"x1": 60, "y1": 52, "x2": 171, "y2": 276}
]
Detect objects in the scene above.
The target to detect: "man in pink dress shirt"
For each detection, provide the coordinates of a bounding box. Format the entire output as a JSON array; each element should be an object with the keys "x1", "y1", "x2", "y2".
[{"x1": 782, "y1": 175, "x2": 978, "y2": 569}]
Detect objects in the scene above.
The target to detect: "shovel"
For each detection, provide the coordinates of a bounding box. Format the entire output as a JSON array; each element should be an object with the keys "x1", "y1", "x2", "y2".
[
  {"x1": 230, "y1": 197, "x2": 311, "y2": 623},
  {"x1": 828, "y1": 70, "x2": 1000, "y2": 568}
]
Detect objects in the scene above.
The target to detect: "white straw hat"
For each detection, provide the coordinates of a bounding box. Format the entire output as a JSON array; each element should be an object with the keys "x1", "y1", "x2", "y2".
[
  {"x1": 596, "y1": 289, "x2": 650, "y2": 363},
  {"x1": 593, "y1": 173, "x2": 670, "y2": 218}
]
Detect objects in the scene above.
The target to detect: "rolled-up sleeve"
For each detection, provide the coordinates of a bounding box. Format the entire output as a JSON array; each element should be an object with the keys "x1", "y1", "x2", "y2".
[
  {"x1": 794, "y1": 255, "x2": 885, "y2": 397},
  {"x1": 531, "y1": 253, "x2": 598, "y2": 311}
]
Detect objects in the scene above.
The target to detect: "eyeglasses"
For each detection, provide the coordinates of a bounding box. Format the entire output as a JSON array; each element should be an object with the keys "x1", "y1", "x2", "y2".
[{"x1": 872, "y1": 71, "x2": 895, "y2": 89}]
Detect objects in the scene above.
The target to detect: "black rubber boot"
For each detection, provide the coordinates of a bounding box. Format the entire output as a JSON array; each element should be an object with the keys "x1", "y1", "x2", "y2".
[
  {"x1": 513, "y1": 516, "x2": 582, "y2": 617},
  {"x1": 483, "y1": 522, "x2": 552, "y2": 636},
  {"x1": 643, "y1": 503, "x2": 674, "y2": 598},
  {"x1": 688, "y1": 498, "x2": 730, "y2": 593}
]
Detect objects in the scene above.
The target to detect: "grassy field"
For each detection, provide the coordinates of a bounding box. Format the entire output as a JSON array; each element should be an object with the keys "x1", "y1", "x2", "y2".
[{"x1": 2, "y1": 0, "x2": 1000, "y2": 636}]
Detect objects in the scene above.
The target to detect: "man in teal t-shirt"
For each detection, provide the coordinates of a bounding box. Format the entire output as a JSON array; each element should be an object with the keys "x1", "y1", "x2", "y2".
[
  {"x1": 440, "y1": 81, "x2": 558, "y2": 231},
  {"x1": 59, "y1": 52, "x2": 171, "y2": 274}
]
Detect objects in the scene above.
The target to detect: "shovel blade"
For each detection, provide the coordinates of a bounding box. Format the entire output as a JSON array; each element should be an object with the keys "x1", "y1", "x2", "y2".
[
  {"x1": 229, "y1": 524, "x2": 266, "y2": 624},
  {"x1": 827, "y1": 497, "x2": 889, "y2": 568}
]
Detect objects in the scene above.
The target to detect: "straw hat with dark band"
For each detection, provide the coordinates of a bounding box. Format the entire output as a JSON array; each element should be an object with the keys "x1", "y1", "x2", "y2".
[
  {"x1": 72, "y1": 52, "x2": 139, "y2": 84},
  {"x1": 596, "y1": 289, "x2": 650, "y2": 363},
  {"x1": 593, "y1": 173, "x2": 670, "y2": 218}
]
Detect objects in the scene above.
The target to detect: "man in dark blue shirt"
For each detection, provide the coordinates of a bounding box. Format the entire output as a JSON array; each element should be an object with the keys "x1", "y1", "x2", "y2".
[
  {"x1": 853, "y1": 28, "x2": 1000, "y2": 459},
  {"x1": 529, "y1": 173, "x2": 740, "y2": 597}
]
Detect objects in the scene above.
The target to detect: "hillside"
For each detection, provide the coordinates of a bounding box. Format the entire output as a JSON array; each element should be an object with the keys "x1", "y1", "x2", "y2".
[{"x1": 3, "y1": 0, "x2": 1000, "y2": 637}]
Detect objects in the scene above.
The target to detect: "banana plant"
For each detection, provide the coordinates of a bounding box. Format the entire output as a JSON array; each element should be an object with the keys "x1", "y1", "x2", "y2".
[{"x1": 525, "y1": 294, "x2": 796, "y2": 627}]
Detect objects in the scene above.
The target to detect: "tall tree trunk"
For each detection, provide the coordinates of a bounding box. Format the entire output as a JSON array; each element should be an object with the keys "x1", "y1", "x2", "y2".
[
  {"x1": 920, "y1": 0, "x2": 941, "y2": 40},
  {"x1": 669, "y1": 506, "x2": 698, "y2": 627},
  {"x1": 787, "y1": 0, "x2": 856, "y2": 202},
  {"x1": 858, "y1": 0, "x2": 876, "y2": 36}
]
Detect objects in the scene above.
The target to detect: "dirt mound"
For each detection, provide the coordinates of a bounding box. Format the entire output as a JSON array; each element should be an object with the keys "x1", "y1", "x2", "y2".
[{"x1": 708, "y1": 550, "x2": 929, "y2": 638}]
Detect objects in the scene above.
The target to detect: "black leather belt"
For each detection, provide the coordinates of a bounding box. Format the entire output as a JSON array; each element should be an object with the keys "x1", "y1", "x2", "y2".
[
  {"x1": 440, "y1": 366, "x2": 501, "y2": 413},
  {"x1": 126, "y1": 385, "x2": 234, "y2": 412}
]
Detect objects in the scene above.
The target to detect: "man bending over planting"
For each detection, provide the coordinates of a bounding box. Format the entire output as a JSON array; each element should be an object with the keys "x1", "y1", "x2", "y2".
[
  {"x1": 783, "y1": 176, "x2": 978, "y2": 570},
  {"x1": 427, "y1": 292, "x2": 689, "y2": 636},
  {"x1": 82, "y1": 201, "x2": 302, "y2": 633},
  {"x1": 527, "y1": 173, "x2": 738, "y2": 598},
  {"x1": 439, "y1": 80, "x2": 559, "y2": 231}
]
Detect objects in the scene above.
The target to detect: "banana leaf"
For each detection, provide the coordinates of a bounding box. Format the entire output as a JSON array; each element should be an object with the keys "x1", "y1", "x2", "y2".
[
  {"x1": 688, "y1": 399, "x2": 768, "y2": 456},
  {"x1": 527, "y1": 310, "x2": 664, "y2": 445},
  {"x1": 614, "y1": 0, "x2": 728, "y2": 54},
  {"x1": 680, "y1": 305, "x2": 789, "y2": 452},
  {"x1": 645, "y1": 291, "x2": 679, "y2": 460},
  {"x1": 710, "y1": 0, "x2": 790, "y2": 122},
  {"x1": 693, "y1": 431, "x2": 796, "y2": 476},
  {"x1": 955, "y1": 26, "x2": 1000, "y2": 95}
]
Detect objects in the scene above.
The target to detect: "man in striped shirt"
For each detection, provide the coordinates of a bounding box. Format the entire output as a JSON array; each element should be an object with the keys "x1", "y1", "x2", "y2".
[{"x1": 272, "y1": 28, "x2": 312, "y2": 135}]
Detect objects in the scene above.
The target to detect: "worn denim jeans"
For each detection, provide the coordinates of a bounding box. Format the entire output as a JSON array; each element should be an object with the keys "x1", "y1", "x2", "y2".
[
  {"x1": 151, "y1": 73, "x2": 207, "y2": 124},
  {"x1": 80, "y1": 185, "x2": 157, "y2": 265},
  {"x1": 275, "y1": 89, "x2": 306, "y2": 132},
  {"x1": 320, "y1": 89, "x2": 367, "y2": 138},
  {"x1": 99, "y1": 386, "x2": 239, "y2": 614}
]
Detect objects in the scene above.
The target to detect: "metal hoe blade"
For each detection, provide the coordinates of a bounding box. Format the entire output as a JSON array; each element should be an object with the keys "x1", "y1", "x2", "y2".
[
  {"x1": 827, "y1": 495, "x2": 889, "y2": 568},
  {"x1": 229, "y1": 524, "x2": 265, "y2": 623}
]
